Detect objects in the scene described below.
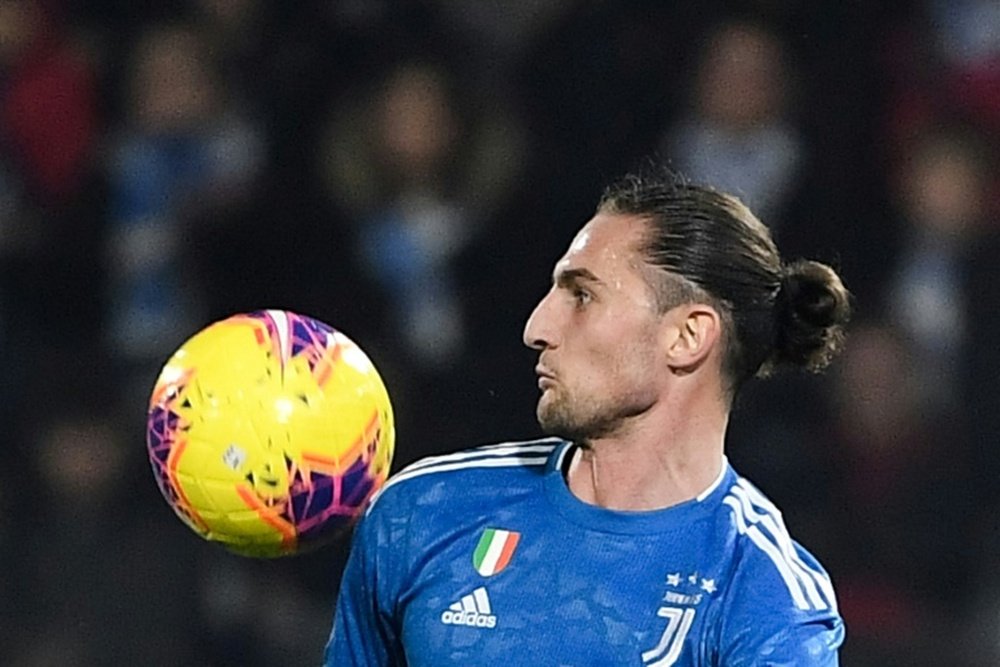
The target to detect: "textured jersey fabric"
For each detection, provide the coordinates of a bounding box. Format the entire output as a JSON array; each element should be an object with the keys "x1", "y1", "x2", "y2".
[{"x1": 325, "y1": 438, "x2": 843, "y2": 666}]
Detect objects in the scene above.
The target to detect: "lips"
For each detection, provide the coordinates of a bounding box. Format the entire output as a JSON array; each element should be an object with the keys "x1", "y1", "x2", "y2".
[
  {"x1": 535, "y1": 365, "x2": 556, "y2": 390},
  {"x1": 535, "y1": 365, "x2": 555, "y2": 380}
]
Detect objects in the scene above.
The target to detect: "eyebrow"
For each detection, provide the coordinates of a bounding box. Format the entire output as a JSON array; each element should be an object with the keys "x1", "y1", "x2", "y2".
[{"x1": 553, "y1": 267, "x2": 603, "y2": 287}]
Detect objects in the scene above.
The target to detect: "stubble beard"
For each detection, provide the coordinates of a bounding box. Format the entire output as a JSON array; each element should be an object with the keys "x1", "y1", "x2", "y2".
[{"x1": 536, "y1": 388, "x2": 621, "y2": 442}]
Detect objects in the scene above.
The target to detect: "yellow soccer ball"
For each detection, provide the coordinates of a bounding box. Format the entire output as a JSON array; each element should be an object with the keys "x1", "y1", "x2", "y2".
[{"x1": 146, "y1": 310, "x2": 394, "y2": 557}]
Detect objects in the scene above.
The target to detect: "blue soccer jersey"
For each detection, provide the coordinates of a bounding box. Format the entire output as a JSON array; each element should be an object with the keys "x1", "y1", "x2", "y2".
[{"x1": 325, "y1": 438, "x2": 844, "y2": 665}]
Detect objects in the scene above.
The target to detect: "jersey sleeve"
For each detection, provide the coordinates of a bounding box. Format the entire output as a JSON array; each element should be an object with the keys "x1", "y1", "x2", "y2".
[
  {"x1": 718, "y1": 542, "x2": 845, "y2": 666},
  {"x1": 323, "y1": 496, "x2": 407, "y2": 666}
]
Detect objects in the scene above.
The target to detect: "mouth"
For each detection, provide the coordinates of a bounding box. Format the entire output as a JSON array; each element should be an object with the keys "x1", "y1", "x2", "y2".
[{"x1": 535, "y1": 365, "x2": 556, "y2": 390}]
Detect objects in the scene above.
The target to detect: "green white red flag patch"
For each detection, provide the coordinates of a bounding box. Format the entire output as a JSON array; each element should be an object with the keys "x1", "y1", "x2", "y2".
[{"x1": 472, "y1": 528, "x2": 520, "y2": 576}]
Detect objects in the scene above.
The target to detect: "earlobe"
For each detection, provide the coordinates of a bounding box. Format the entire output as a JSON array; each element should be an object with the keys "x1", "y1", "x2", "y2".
[{"x1": 664, "y1": 305, "x2": 720, "y2": 372}]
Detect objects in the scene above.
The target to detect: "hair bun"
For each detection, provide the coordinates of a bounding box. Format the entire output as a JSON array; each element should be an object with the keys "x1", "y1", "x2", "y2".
[{"x1": 768, "y1": 259, "x2": 851, "y2": 373}]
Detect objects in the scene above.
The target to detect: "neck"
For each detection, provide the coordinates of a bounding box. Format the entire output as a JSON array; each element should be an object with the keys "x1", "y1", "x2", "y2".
[{"x1": 566, "y1": 389, "x2": 728, "y2": 511}]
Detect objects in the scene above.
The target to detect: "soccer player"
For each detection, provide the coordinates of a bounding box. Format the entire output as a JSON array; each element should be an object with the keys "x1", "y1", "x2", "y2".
[{"x1": 325, "y1": 169, "x2": 850, "y2": 665}]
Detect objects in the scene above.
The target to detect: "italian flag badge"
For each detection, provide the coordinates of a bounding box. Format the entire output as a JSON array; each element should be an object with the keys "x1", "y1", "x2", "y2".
[{"x1": 472, "y1": 528, "x2": 520, "y2": 577}]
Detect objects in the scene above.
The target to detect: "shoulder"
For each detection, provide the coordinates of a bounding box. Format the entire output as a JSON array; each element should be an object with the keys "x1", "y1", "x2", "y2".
[
  {"x1": 714, "y1": 474, "x2": 844, "y2": 662},
  {"x1": 365, "y1": 437, "x2": 565, "y2": 516},
  {"x1": 717, "y1": 474, "x2": 838, "y2": 615}
]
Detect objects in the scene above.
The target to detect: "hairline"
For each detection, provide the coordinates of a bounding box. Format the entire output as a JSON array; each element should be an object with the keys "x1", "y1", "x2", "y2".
[{"x1": 627, "y1": 211, "x2": 744, "y2": 399}]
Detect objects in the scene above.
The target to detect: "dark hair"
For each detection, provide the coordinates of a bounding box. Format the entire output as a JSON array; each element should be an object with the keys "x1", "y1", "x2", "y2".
[{"x1": 597, "y1": 168, "x2": 850, "y2": 396}]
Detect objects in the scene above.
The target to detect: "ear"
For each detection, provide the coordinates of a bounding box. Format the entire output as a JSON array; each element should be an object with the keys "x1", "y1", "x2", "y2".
[{"x1": 662, "y1": 304, "x2": 722, "y2": 373}]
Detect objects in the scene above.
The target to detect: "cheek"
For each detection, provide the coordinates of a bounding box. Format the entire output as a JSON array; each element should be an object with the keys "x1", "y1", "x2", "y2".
[
  {"x1": 607, "y1": 328, "x2": 663, "y2": 385},
  {"x1": 576, "y1": 337, "x2": 655, "y2": 391},
  {"x1": 569, "y1": 309, "x2": 662, "y2": 387}
]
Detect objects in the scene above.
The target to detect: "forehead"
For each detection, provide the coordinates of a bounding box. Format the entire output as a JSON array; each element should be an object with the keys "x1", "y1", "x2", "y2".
[{"x1": 554, "y1": 213, "x2": 649, "y2": 275}]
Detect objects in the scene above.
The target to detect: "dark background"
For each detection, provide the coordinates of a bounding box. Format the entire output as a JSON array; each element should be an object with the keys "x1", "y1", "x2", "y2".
[{"x1": 0, "y1": 0, "x2": 998, "y2": 664}]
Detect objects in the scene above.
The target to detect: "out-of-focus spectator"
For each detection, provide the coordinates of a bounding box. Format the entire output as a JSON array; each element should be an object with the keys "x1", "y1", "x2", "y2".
[
  {"x1": 925, "y1": 0, "x2": 1000, "y2": 136},
  {"x1": 662, "y1": 20, "x2": 802, "y2": 228},
  {"x1": 103, "y1": 21, "x2": 264, "y2": 399},
  {"x1": 816, "y1": 323, "x2": 975, "y2": 666},
  {"x1": 882, "y1": 1, "x2": 1000, "y2": 216},
  {"x1": 884, "y1": 128, "x2": 991, "y2": 411},
  {"x1": 0, "y1": 0, "x2": 97, "y2": 205},
  {"x1": 319, "y1": 58, "x2": 525, "y2": 372},
  {"x1": 0, "y1": 0, "x2": 102, "y2": 423},
  {"x1": 7, "y1": 388, "x2": 205, "y2": 665},
  {"x1": 313, "y1": 57, "x2": 530, "y2": 462},
  {"x1": 877, "y1": 25, "x2": 1000, "y2": 645},
  {"x1": 924, "y1": 0, "x2": 1000, "y2": 222}
]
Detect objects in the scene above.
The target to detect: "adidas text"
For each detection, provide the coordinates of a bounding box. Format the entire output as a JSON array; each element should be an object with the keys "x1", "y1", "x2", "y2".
[{"x1": 440, "y1": 610, "x2": 497, "y2": 628}]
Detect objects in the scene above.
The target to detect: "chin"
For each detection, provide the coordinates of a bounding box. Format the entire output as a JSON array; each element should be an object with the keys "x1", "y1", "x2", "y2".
[
  {"x1": 537, "y1": 408, "x2": 588, "y2": 442},
  {"x1": 539, "y1": 402, "x2": 622, "y2": 442},
  {"x1": 536, "y1": 406, "x2": 567, "y2": 438}
]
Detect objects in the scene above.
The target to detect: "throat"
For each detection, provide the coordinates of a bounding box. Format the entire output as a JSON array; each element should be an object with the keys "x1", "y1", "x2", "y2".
[{"x1": 565, "y1": 439, "x2": 724, "y2": 511}]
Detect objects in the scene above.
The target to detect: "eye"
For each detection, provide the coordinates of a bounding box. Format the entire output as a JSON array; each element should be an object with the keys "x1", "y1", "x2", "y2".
[{"x1": 572, "y1": 288, "x2": 593, "y2": 307}]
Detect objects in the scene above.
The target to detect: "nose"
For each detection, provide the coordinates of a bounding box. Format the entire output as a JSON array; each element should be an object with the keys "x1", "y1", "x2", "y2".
[{"x1": 523, "y1": 289, "x2": 556, "y2": 351}]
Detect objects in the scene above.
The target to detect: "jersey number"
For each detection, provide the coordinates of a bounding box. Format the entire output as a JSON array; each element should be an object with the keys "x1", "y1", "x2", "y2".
[{"x1": 641, "y1": 606, "x2": 696, "y2": 666}]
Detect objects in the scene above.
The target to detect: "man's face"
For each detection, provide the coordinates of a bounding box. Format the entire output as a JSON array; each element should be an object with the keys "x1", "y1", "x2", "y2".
[{"x1": 523, "y1": 213, "x2": 668, "y2": 440}]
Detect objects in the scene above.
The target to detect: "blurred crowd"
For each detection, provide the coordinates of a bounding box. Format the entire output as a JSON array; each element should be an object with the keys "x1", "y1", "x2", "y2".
[{"x1": 0, "y1": 1, "x2": 998, "y2": 665}]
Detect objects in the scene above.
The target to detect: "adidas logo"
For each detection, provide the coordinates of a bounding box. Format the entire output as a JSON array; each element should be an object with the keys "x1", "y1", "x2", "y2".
[{"x1": 440, "y1": 587, "x2": 497, "y2": 629}]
